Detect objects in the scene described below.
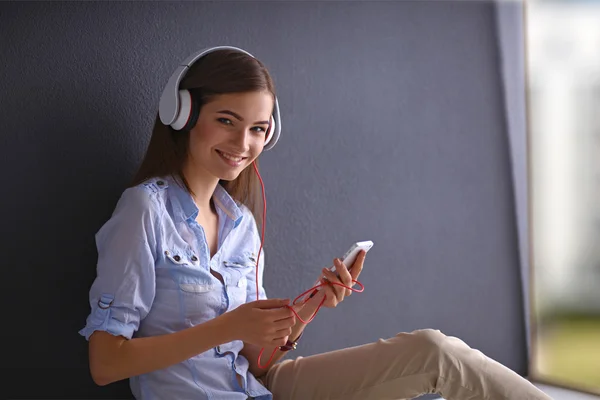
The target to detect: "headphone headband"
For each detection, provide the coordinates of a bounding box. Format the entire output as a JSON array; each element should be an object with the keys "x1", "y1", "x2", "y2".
[{"x1": 158, "y1": 46, "x2": 281, "y2": 151}]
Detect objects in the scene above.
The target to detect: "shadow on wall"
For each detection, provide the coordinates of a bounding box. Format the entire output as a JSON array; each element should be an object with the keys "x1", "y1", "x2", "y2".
[{"x1": 6, "y1": 84, "x2": 138, "y2": 398}]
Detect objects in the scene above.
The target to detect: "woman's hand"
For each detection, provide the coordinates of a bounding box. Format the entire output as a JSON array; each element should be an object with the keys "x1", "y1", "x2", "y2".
[
  {"x1": 311, "y1": 250, "x2": 367, "y2": 308},
  {"x1": 227, "y1": 298, "x2": 296, "y2": 347}
]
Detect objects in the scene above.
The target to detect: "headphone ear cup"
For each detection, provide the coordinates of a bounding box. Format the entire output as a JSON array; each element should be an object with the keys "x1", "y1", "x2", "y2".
[
  {"x1": 264, "y1": 115, "x2": 275, "y2": 146},
  {"x1": 171, "y1": 89, "x2": 196, "y2": 131},
  {"x1": 182, "y1": 90, "x2": 201, "y2": 132}
]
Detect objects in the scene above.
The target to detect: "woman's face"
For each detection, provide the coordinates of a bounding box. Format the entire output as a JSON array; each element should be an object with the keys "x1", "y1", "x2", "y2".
[{"x1": 186, "y1": 91, "x2": 274, "y2": 182}]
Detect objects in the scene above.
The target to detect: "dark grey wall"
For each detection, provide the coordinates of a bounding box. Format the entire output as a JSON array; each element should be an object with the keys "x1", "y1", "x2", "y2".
[{"x1": 0, "y1": 1, "x2": 527, "y2": 398}]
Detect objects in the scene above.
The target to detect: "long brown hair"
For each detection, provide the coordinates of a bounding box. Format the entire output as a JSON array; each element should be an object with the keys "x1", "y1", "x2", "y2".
[{"x1": 131, "y1": 49, "x2": 276, "y2": 226}]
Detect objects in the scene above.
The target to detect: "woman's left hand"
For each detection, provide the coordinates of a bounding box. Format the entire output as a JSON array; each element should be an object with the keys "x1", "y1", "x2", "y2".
[{"x1": 311, "y1": 250, "x2": 367, "y2": 308}]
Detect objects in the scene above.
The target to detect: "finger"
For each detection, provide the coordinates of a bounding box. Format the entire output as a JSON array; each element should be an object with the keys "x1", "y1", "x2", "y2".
[
  {"x1": 322, "y1": 268, "x2": 344, "y2": 297},
  {"x1": 291, "y1": 302, "x2": 304, "y2": 314},
  {"x1": 273, "y1": 326, "x2": 294, "y2": 339},
  {"x1": 328, "y1": 282, "x2": 344, "y2": 305},
  {"x1": 334, "y1": 258, "x2": 354, "y2": 293},
  {"x1": 323, "y1": 265, "x2": 351, "y2": 297},
  {"x1": 334, "y1": 258, "x2": 353, "y2": 284},
  {"x1": 350, "y1": 250, "x2": 366, "y2": 281},
  {"x1": 270, "y1": 335, "x2": 288, "y2": 347},
  {"x1": 268, "y1": 306, "x2": 295, "y2": 322},
  {"x1": 252, "y1": 298, "x2": 290, "y2": 309},
  {"x1": 322, "y1": 268, "x2": 344, "y2": 303},
  {"x1": 321, "y1": 267, "x2": 341, "y2": 284},
  {"x1": 322, "y1": 284, "x2": 338, "y2": 307},
  {"x1": 273, "y1": 316, "x2": 296, "y2": 331}
]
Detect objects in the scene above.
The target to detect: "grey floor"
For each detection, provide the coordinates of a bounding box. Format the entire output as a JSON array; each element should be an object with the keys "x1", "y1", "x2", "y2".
[{"x1": 424, "y1": 383, "x2": 600, "y2": 400}]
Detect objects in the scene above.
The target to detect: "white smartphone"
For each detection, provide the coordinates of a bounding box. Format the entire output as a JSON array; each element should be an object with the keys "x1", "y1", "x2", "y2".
[
  {"x1": 328, "y1": 240, "x2": 374, "y2": 276},
  {"x1": 311, "y1": 240, "x2": 374, "y2": 295}
]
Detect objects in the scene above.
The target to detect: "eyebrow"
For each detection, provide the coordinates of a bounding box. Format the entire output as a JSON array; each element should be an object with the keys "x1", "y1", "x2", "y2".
[{"x1": 217, "y1": 110, "x2": 269, "y2": 125}]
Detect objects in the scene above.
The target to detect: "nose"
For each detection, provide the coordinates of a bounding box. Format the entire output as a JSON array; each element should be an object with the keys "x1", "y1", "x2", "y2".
[{"x1": 233, "y1": 128, "x2": 251, "y2": 152}]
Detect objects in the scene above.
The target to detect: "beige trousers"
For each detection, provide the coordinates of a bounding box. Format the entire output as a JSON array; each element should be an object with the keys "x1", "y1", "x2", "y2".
[{"x1": 261, "y1": 329, "x2": 552, "y2": 400}]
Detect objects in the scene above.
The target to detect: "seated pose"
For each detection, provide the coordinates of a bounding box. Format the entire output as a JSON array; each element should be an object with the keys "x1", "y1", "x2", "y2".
[{"x1": 79, "y1": 46, "x2": 552, "y2": 400}]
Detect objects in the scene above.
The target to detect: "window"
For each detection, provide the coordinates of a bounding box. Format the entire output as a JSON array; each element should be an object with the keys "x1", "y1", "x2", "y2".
[{"x1": 526, "y1": 0, "x2": 600, "y2": 395}]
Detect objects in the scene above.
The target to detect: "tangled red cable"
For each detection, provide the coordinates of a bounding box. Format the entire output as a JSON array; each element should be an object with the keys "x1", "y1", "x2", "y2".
[{"x1": 251, "y1": 162, "x2": 364, "y2": 369}]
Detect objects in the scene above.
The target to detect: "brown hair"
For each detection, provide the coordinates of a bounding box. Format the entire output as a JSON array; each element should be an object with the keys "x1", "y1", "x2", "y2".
[{"x1": 131, "y1": 49, "x2": 276, "y2": 226}]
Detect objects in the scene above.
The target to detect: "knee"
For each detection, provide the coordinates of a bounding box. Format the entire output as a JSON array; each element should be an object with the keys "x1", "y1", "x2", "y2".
[
  {"x1": 386, "y1": 329, "x2": 450, "y2": 375},
  {"x1": 401, "y1": 328, "x2": 446, "y2": 342},
  {"x1": 395, "y1": 328, "x2": 448, "y2": 354}
]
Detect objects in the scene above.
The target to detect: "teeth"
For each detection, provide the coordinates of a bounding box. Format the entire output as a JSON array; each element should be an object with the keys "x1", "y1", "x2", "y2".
[{"x1": 219, "y1": 151, "x2": 243, "y2": 162}]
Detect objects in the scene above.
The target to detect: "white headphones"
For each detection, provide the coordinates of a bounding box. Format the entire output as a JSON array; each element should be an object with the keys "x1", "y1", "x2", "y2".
[{"x1": 158, "y1": 45, "x2": 282, "y2": 151}]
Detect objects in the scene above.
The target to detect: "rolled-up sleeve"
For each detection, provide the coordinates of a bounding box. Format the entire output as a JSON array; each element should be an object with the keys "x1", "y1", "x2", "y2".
[{"x1": 79, "y1": 186, "x2": 158, "y2": 341}]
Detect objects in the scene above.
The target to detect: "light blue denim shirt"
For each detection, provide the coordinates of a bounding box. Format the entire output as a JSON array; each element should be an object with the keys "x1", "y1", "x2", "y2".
[{"x1": 79, "y1": 175, "x2": 272, "y2": 399}]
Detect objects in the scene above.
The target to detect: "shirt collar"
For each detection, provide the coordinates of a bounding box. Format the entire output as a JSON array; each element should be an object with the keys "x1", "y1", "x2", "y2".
[
  {"x1": 212, "y1": 184, "x2": 244, "y2": 228},
  {"x1": 165, "y1": 175, "x2": 244, "y2": 227}
]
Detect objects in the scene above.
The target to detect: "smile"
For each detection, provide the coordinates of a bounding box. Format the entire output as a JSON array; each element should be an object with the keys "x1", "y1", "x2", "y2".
[{"x1": 216, "y1": 150, "x2": 246, "y2": 166}]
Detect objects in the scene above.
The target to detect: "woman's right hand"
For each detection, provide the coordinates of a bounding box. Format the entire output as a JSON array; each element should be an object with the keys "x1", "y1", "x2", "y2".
[{"x1": 226, "y1": 298, "x2": 296, "y2": 347}]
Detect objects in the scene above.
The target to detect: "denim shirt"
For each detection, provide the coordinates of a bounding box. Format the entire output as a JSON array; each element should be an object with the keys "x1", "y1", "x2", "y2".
[{"x1": 79, "y1": 175, "x2": 272, "y2": 399}]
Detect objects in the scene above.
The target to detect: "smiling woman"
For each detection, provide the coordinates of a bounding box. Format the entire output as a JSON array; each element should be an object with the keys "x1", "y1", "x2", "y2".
[
  {"x1": 78, "y1": 46, "x2": 553, "y2": 400},
  {"x1": 131, "y1": 48, "x2": 277, "y2": 226},
  {"x1": 78, "y1": 47, "x2": 288, "y2": 399},
  {"x1": 183, "y1": 91, "x2": 273, "y2": 180}
]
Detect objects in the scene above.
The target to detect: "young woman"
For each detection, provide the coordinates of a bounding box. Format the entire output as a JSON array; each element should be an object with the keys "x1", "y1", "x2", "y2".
[{"x1": 79, "y1": 46, "x2": 552, "y2": 400}]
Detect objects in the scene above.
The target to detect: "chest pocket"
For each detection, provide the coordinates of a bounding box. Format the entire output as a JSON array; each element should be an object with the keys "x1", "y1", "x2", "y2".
[
  {"x1": 221, "y1": 251, "x2": 257, "y2": 308},
  {"x1": 222, "y1": 252, "x2": 256, "y2": 286},
  {"x1": 161, "y1": 245, "x2": 222, "y2": 323},
  {"x1": 164, "y1": 247, "x2": 213, "y2": 286}
]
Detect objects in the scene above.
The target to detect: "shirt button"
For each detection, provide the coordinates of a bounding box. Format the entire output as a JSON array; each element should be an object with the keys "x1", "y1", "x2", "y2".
[
  {"x1": 191, "y1": 255, "x2": 198, "y2": 262},
  {"x1": 173, "y1": 255, "x2": 181, "y2": 261},
  {"x1": 156, "y1": 180, "x2": 164, "y2": 186},
  {"x1": 216, "y1": 346, "x2": 221, "y2": 352}
]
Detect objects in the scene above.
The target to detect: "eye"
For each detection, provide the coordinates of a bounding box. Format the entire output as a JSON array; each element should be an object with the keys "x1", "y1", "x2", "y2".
[
  {"x1": 217, "y1": 118, "x2": 233, "y2": 125},
  {"x1": 251, "y1": 126, "x2": 267, "y2": 133}
]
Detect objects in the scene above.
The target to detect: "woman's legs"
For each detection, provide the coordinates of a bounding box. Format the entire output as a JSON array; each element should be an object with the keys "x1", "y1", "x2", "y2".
[{"x1": 263, "y1": 329, "x2": 552, "y2": 400}]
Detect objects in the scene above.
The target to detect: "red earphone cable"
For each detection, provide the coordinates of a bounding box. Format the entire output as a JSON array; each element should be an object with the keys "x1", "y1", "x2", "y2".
[{"x1": 251, "y1": 162, "x2": 364, "y2": 369}]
